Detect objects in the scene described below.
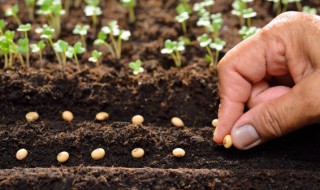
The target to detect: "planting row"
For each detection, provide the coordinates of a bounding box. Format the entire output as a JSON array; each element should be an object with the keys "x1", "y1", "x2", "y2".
[{"x1": 1, "y1": 0, "x2": 317, "y2": 72}]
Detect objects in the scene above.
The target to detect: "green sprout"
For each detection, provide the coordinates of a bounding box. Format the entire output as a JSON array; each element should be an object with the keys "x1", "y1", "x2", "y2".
[
  {"x1": 95, "y1": 21, "x2": 131, "y2": 59},
  {"x1": 17, "y1": 38, "x2": 30, "y2": 68},
  {"x1": 281, "y1": 0, "x2": 302, "y2": 12},
  {"x1": 120, "y1": 0, "x2": 136, "y2": 23},
  {"x1": 25, "y1": 0, "x2": 36, "y2": 20},
  {"x1": 303, "y1": 6, "x2": 317, "y2": 15},
  {"x1": 161, "y1": 39, "x2": 185, "y2": 68},
  {"x1": 209, "y1": 13, "x2": 223, "y2": 40},
  {"x1": 89, "y1": 50, "x2": 102, "y2": 66},
  {"x1": 239, "y1": 26, "x2": 260, "y2": 40},
  {"x1": 73, "y1": 24, "x2": 90, "y2": 48},
  {"x1": 242, "y1": 8, "x2": 257, "y2": 27},
  {"x1": 209, "y1": 38, "x2": 226, "y2": 69},
  {"x1": 176, "y1": 0, "x2": 192, "y2": 15},
  {"x1": 129, "y1": 59, "x2": 144, "y2": 75},
  {"x1": 5, "y1": 4, "x2": 22, "y2": 25},
  {"x1": 231, "y1": 0, "x2": 253, "y2": 26},
  {"x1": 53, "y1": 40, "x2": 69, "y2": 67},
  {"x1": 84, "y1": 0, "x2": 102, "y2": 27},
  {"x1": 17, "y1": 24, "x2": 32, "y2": 68},
  {"x1": 36, "y1": 24, "x2": 63, "y2": 66},
  {"x1": 30, "y1": 41, "x2": 46, "y2": 63},
  {"x1": 0, "y1": 31, "x2": 14, "y2": 68},
  {"x1": 65, "y1": 42, "x2": 85, "y2": 70},
  {"x1": 175, "y1": 12, "x2": 190, "y2": 34},
  {"x1": 0, "y1": 20, "x2": 7, "y2": 36},
  {"x1": 36, "y1": 0, "x2": 65, "y2": 38}
]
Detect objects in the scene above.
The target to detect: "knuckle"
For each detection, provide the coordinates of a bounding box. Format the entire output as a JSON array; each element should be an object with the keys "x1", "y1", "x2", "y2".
[{"x1": 256, "y1": 103, "x2": 286, "y2": 138}]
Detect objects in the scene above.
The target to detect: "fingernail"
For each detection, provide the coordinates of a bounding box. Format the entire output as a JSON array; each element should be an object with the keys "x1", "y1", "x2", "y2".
[{"x1": 232, "y1": 125, "x2": 261, "y2": 149}]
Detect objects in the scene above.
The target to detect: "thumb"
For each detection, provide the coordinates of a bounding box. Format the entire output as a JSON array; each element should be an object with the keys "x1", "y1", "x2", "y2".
[{"x1": 231, "y1": 74, "x2": 320, "y2": 150}]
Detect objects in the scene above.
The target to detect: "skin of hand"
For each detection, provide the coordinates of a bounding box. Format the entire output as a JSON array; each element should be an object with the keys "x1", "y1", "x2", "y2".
[{"x1": 213, "y1": 12, "x2": 320, "y2": 150}]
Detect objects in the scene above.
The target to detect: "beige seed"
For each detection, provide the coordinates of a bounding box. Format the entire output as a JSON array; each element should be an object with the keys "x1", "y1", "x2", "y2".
[
  {"x1": 132, "y1": 115, "x2": 144, "y2": 125},
  {"x1": 96, "y1": 112, "x2": 109, "y2": 121},
  {"x1": 25, "y1": 112, "x2": 39, "y2": 122},
  {"x1": 16, "y1": 148, "x2": 28, "y2": 160},
  {"x1": 223, "y1": 135, "x2": 233, "y2": 148},
  {"x1": 131, "y1": 148, "x2": 145, "y2": 158},
  {"x1": 62, "y1": 111, "x2": 73, "y2": 122},
  {"x1": 172, "y1": 148, "x2": 185, "y2": 157},
  {"x1": 212, "y1": 119, "x2": 218, "y2": 127},
  {"x1": 91, "y1": 148, "x2": 105, "y2": 160},
  {"x1": 171, "y1": 117, "x2": 184, "y2": 127},
  {"x1": 57, "y1": 151, "x2": 69, "y2": 163}
]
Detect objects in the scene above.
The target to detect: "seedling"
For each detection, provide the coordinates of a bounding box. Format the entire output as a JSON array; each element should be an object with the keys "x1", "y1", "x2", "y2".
[
  {"x1": 73, "y1": 24, "x2": 90, "y2": 48},
  {"x1": 223, "y1": 135, "x2": 233, "y2": 148},
  {"x1": 91, "y1": 148, "x2": 105, "y2": 160},
  {"x1": 209, "y1": 13, "x2": 223, "y2": 40},
  {"x1": 0, "y1": 31, "x2": 15, "y2": 68},
  {"x1": 239, "y1": 26, "x2": 260, "y2": 40},
  {"x1": 193, "y1": 0, "x2": 214, "y2": 12},
  {"x1": 120, "y1": 0, "x2": 136, "y2": 23},
  {"x1": 30, "y1": 41, "x2": 46, "y2": 63},
  {"x1": 36, "y1": 0, "x2": 65, "y2": 38},
  {"x1": 132, "y1": 115, "x2": 144, "y2": 125},
  {"x1": 5, "y1": 4, "x2": 22, "y2": 25},
  {"x1": 17, "y1": 38, "x2": 30, "y2": 68},
  {"x1": 161, "y1": 39, "x2": 185, "y2": 68},
  {"x1": 175, "y1": 12, "x2": 190, "y2": 34},
  {"x1": 176, "y1": 0, "x2": 192, "y2": 15},
  {"x1": 231, "y1": 0, "x2": 253, "y2": 26},
  {"x1": 16, "y1": 149, "x2": 28, "y2": 160},
  {"x1": 17, "y1": 24, "x2": 32, "y2": 68},
  {"x1": 84, "y1": 0, "x2": 102, "y2": 27},
  {"x1": 281, "y1": 0, "x2": 302, "y2": 12},
  {"x1": 197, "y1": 33, "x2": 213, "y2": 66},
  {"x1": 172, "y1": 148, "x2": 185, "y2": 157},
  {"x1": 96, "y1": 21, "x2": 131, "y2": 59},
  {"x1": 66, "y1": 42, "x2": 86, "y2": 70},
  {"x1": 129, "y1": 59, "x2": 144, "y2": 75},
  {"x1": 57, "y1": 151, "x2": 69, "y2": 163},
  {"x1": 25, "y1": 0, "x2": 36, "y2": 20},
  {"x1": 132, "y1": 148, "x2": 144, "y2": 158},
  {"x1": 242, "y1": 8, "x2": 257, "y2": 27},
  {"x1": 209, "y1": 38, "x2": 226, "y2": 68},
  {"x1": 89, "y1": 50, "x2": 103, "y2": 66},
  {"x1": 303, "y1": 6, "x2": 317, "y2": 15},
  {"x1": 53, "y1": 40, "x2": 69, "y2": 67},
  {"x1": 171, "y1": 117, "x2": 184, "y2": 127},
  {"x1": 0, "y1": 20, "x2": 6, "y2": 36}
]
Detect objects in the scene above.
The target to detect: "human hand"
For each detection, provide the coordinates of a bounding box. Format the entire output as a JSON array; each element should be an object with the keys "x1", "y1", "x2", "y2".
[{"x1": 213, "y1": 12, "x2": 320, "y2": 150}]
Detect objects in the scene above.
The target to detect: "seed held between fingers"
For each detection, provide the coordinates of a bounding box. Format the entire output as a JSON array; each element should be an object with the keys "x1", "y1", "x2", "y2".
[
  {"x1": 171, "y1": 117, "x2": 184, "y2": 127},
  {"x1": 132, "y1": 115, "x2": 144, "y2": 125},
  {"x1": 57, "y1": 151, "x2": 69, "y2": 163},
  {"x1": 212, "y1": 119, "x2": 218, "y2": 127},
  {"x1": 96, "y1": 112, "x2": 109, "y2": 121},
  {"x1": 62, "y1": 111, "x2": 74, "y2": 122},
  {"x1": 172, "y1": 148, "x2": 185, "y2": 157},
  {"x1": 16, "y1": 149, "x2": 28, "y2": 160},
  {"x1": 91, "y1": 148, "x2": 105, "y2": 160},
  {"x1": 26, "y1": 112, "x2": 39, "y2": 122},
  {"x1": 223, "y1": 135, "x2": 233, "y2": 148},
  {"x1": 131, "y1": 148, "x2": 144, "y2": 158}
]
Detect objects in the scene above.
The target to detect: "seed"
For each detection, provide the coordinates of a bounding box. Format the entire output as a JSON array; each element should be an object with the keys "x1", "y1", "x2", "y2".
[
  {"x1": 212, "y1": 119, "x2": 218, "y2": 127},
  {"x1": 172, "y1": 148, "x2": 185, "y2": 157},
  {"x1": 16, "y1": 148, "x2": 28, "y2": 160},
  {"x1": 223, "y1": 135, "x2": 233, "y2": 148},
  {"x1": 132, "y1": 115, "x2": 144, "y2": 125},
  {"x1": 96, "y1": 112, "x2": 109, "y2": 121},
  {"x1": 25, "y1": 112, "x2": 39, "y2": 122},
  {"x1": 131, "y1": 148, "x2": 144, "y2": 158},
  {"x1": 91, "y1": 148, "x2": 105, "y2": 160},
  {"x1": 171, "y1": 117, "x2": 184, "y2": 127},
  {"x1": 57, "y1": 151, "x2": 69, "y2": 163},
  {"x1": 62, "y1": 111, "x2": 73, "y2": 122}
]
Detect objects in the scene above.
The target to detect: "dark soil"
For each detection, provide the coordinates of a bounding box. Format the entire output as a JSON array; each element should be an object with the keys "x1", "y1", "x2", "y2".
[{"x1": 1, "y1": 0, "x2": 320, "y2": 189}]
